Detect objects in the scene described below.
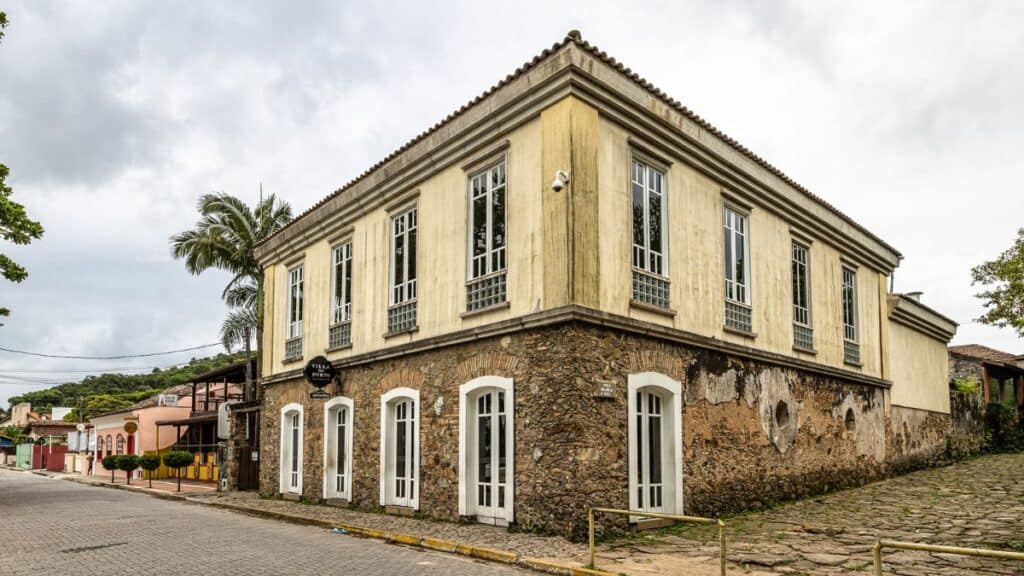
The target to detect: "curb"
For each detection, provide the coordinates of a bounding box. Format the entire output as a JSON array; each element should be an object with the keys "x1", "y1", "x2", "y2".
[{"x1": 57, "y1": 474, "x2": 613, "y2": 575}]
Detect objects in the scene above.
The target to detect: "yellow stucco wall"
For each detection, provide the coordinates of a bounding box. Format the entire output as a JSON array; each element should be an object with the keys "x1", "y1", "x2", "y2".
[
  {"x1": 265, "y1": 118, "x2": 543, "y2": 375},
  {"x1": 597, "y1": 117, "x2": 884, "y2": 378},
  {"x1": 888, "y1": 322, "x2": 951, "y2": 413},
  {"x1": 262, "y1": 97, "x2": 896, "y2": 382}
]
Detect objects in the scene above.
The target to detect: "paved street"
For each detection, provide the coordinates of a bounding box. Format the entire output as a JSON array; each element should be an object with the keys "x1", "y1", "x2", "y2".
[
  {"x1": 595, "y1": 453, "x2": 1024, "y2": 575},
  {"x1": 0, "y1": 469, "x2": 526, "y2": 576}
]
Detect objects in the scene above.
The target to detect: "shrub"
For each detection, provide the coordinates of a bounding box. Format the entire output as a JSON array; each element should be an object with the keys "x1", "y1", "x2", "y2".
[
  {"x1": 984, "y1": 403, "x2": 1021, "y2": 453},
  {"x1": 139, "y1": 454, "x2": 161, "y2": 488},
  {"x1": 101, "y1": 454, "x2": 118, "y2": 482},
  {"x1": 115, "y1": 454, "x2": 140, "y2": 485},
  {"x1": 162, "y1": 451, "x2": 195, "y2": 492},
  {"x1": 952, "y1": 377, "x2": 981, "y2": 394}
]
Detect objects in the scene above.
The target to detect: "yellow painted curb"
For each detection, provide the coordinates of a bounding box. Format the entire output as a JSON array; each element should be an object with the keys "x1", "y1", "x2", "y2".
[
  {"x1": 518, "y1": 558, "x2": 614, "y2": 576},
  {"x1": 466, "y1": 545, "x2": 518, "y2": 564},
  {"x1": 420, "y1": 536, "x2": 458, "y2": 553},
  {"x1": 388, "y1": 532, "x2": 421, "y2": 546}
]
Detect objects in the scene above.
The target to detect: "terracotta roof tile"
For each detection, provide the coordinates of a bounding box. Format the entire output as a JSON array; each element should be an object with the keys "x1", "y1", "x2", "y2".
[
  {"x1": 949, "y1": 344, "x2": 1021, "y2": 365},
  {"x1": 261, "y1": 30, "x2": 900, "y2": 258}
]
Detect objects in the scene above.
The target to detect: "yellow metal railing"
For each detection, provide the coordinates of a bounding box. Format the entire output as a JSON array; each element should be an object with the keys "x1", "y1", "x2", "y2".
[
  {"x1": 873, "y1": 540, "x2": 1024, "y2": 575},
  {"x1": 588, "y1": 507, "x2": 727, "y2": 576}
]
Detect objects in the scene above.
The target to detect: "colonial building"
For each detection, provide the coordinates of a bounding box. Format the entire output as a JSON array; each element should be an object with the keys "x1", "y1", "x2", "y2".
[
  {"x1": 949, "y1": 344, "x2": 1023, "y2": 421},
  {"x1": 254, "y1": 31, "x2": 958, "y2": 538}
]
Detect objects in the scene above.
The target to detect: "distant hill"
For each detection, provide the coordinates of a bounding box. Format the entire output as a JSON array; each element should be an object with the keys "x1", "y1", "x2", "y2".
[{"x1": 7, "y1": 352, "x2": 249, "y2": 421}]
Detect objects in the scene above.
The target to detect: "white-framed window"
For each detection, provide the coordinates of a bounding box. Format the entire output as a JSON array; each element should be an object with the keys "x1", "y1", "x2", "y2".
[
  {"x1": 627, "y1": 372, "x2": 684, "y2": 517},
  {"x1": 322, "y1": 397, "x2": 353, "y2": 500},
  {"x1": 631, "y1": 159, "x2": 667, "y2": 276},
  {"x1": 468, "y1": 161, "x2": 507, "y2": 279},
  {"x1": 331, "y1": 242, "x2": 352, "y2": 325},
  {"x1": 329, "y1": 242, "x2": 353, "y2": 348},
  {"x1": 279, "y1": 403, "x2": 303, "y2": 494},
  {"x1": 458, "y1": 376, "x2": 515, "y2": 526},
  {"x1": 842, "y1": 266, "x2": 858, "y2": 343},
  {"x1": 791, "y1": 241, "x2": 814, "y2": 351},
  {"x1": 723, "y1": 206, "x2": 749, "y2": 304},
  {"x1": 380, "y1": 388, "x2": 420, "y2": 509},
  {"x1": 842, "y1": 265, "x2": 860, "y2": 365},
  {"x1": 287, "y1": 265, "x2": 304, "y2": 339},
  {"x1": 390, "y1": 208, "x2": 417, "y2": 306},
  {"x1": 792, "y1": 242, "x2": 810, "y2": 326},
  {"x1": 116, "y1": 434, "x2": 124, "y2": 455}
]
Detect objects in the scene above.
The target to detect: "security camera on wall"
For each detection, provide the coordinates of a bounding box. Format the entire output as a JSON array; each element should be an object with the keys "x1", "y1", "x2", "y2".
[{"x1": 550, "y1": 170, "x2": 570, "y2": 192}]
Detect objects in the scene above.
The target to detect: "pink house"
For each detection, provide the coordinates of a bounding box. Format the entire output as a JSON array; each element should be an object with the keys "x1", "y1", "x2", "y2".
[{"x1": 89, "y1": 362, "x2": 248, "y2": 482}]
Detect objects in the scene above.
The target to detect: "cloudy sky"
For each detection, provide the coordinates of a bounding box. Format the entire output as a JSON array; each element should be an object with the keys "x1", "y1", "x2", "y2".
[{"x1": 1, "y1": 1, "x2": 1022, "y2": 408}]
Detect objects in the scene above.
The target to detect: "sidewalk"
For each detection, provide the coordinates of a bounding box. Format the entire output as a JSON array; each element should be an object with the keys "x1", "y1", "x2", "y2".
[{"x1": 81, "y1": 471, "x2": 217, "y2": 495}]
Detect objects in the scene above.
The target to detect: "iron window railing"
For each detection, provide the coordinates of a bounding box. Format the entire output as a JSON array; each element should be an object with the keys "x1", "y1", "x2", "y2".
[
  {"x1": 725, "y1": 300, "x2": 753, "y2": 333},
  {"x1": 329, "y1": 321, "x2": 352, "y2": 349},
  {"x1": 844, "y1": 340, "x2": 861, "y2": 365},
  {"x1": 466, "y1": 271, "x2": 506, "y2": 312},
  {"x1": 284, "y1": 336, "x2": 303, "y2": 361},
  {"x1": 388, "y1": 300, "x2": 417, "y2": 334},
  {"x1": 632, "y1": 269, "x2": 670, "y2": 309},
  {"x1": 793, "y1": 324, "x2": 814, "y2": 351}
]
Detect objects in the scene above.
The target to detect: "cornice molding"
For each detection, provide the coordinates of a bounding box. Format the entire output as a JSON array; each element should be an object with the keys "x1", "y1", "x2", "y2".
[
  {"x1": 257, "y1": 42, "x2": 902, "y2": 275},
  {"x1": 261, "y1": 305, "x2": 892, "y2": 390}
]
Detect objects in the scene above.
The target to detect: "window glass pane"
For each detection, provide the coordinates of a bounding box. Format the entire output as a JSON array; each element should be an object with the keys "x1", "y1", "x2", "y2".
[
  {"x1": 408, "y1": 224, "x2": 417, "y2": 283},
  {"x1": 648, "y1": 192, "x2": 662, "y2": 256},
  {"x1": 724, "y1": 227, "x2": 733, "y2": 282},
  {"x1": 632, "y1": 180, "x2": 645, "y2": 251},
  {"x1": 396, "y1": 408, "x2": 406, "y2": 478},
  {"x1": 648, "y1": 413, "x2": 661, "y2": 484},
  {"x1": 473, "y1": 195, "x2": 488, "y2": 257},
  {"x1": 735, "y1": 229, "x2": 745, "y2": 287},
  {"x1": 393, "y1": 230, "x2": 404, "y2": 288},
  {"x1": 492, "y1": 182, "x2": 505, "y2": 251}
]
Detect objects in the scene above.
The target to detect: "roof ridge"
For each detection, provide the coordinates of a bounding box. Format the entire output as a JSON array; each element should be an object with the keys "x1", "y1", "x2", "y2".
[{"x1": 260, "y1": 30, "x2": 900, "y2": 258}]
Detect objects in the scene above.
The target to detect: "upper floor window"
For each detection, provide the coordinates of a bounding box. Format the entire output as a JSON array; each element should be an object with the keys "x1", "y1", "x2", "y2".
[
  {"x1": 723, "y1": 205, "x2": 752, "y2": 333},
  {"x1": 792, "y1": 242, "x2": 813, "y2": 351},
  {"x1": 330, "y1": 242, "x2": 353, "y2": 349},
  {"x1": 723, "y1": 206, "x2": 749, "y2": 304},
  {"x1": 390, "y1": 208, "x2": 417, "y2": 305},
  {"x1": 287, "y1": 265, "x2": 304, "y2": 339},
  {"x1": 466, "y1": 162, "x2": 508, "y2": 312},
  {"x1": 469, "y1": 162, "x2": 506, "y2": 279},
  {"x1": 842, "y1": 265, "x2": 860, "y2": 365},
  {"x1": 841, "y1": 266, "x2": 858, "y2": 342},
  {"x1": 388, "y1": 207, "x2": 418, "y2": 333},
  {"x1": 631, "y1": 159, "x2": 666, "y2": 276}
]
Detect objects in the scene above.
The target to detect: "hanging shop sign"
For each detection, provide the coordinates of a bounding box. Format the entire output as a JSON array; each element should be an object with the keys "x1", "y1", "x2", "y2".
[
  {"x1": 304, "y1": 355, "x2": 336, "y2": 399},
  {"x1": 124, "y1": 421, "x2": 138, "y2": 434}
]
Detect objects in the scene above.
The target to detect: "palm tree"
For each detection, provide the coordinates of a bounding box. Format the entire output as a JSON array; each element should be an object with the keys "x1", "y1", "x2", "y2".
[{"x1": 171, "y1": 192, "x2": 292, "y2": 395}]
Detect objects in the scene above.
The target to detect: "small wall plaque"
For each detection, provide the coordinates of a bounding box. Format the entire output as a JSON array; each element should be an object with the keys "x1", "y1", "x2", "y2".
[{"x1": 595, "y1": 379, "x2": 617, "y2": 399}]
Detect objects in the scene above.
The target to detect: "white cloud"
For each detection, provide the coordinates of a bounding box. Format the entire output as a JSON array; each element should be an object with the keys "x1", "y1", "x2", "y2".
[{"x1": 1, "y1": 0, "x2": 1021, "y2": 406}]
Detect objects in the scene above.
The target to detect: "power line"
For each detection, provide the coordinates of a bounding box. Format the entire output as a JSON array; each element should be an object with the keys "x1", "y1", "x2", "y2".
[
  {"x1": 0, "y1": 342, "x2": 222, "y2": 360},
  {"x1": 0, "y1": 359, "x2": 197, "y2": 374}
]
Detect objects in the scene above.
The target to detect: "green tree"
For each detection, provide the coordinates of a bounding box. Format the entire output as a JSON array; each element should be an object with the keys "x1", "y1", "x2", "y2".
[
  {"x1": 115, "y1": 454, "x2": 140, "y2": 485},
  {"x1": 1, "y1": 424, "x2": 26, "y2": 445},
  {"x1": 972, "y1": 228, "x2": 1024, "y2": 338},
  {"x1": 162, "y1": 450, "x2": 195, "y2": 492},
  {"x1": 101, "y1": 454, "x2": 118, "y2": 483},
  {"x1": 0, "y1": 14, "x2": 45, "y2": 318},
  {"x1": 170, "y1": 193, "x2": 291, "y2": 395},
  {"x1": 139, "y1": 454, "x2": 161, "y2": 488}
]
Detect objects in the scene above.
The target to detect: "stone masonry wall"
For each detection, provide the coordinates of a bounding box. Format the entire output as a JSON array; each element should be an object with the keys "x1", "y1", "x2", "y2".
[{"x1": 259, "y1": 322, "x2": 950, "y2": 540}]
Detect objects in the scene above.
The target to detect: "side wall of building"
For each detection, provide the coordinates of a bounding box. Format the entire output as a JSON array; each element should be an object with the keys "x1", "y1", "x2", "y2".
[
  {"x1": 888, "y1": 322, "x2": 951, "y2": 414},
  {"x1": 264, "y1": 117, "x2": 544, "y2": 376},
  {"x1": 596, "y1": 116, "x2": 887, "y2": 380}
]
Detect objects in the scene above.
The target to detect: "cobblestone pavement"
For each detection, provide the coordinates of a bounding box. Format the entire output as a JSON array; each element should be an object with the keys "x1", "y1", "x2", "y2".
[
  {"x1": 586, "y1": 453, "x2": 1024, "y2": 576},
  {"x1": 0, "y1": 469, "x2": 527, "y2": 576}
]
